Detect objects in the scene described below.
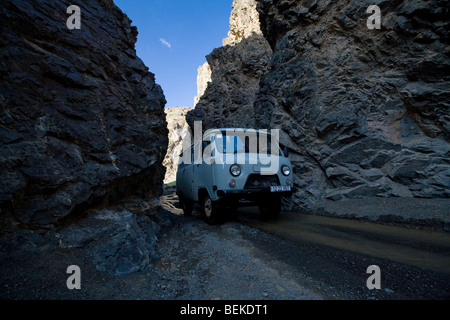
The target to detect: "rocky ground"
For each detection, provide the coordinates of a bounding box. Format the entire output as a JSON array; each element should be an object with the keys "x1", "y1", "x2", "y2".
[
  {"x1": 0, "y1": 197, "x2": 321, "y2": 300},
  {"x1": 0, "y1": 188, "x2": 448, "y2": 300},
  {"x1": 316, "y1": 197, "x2": 450, "y2": 231}
]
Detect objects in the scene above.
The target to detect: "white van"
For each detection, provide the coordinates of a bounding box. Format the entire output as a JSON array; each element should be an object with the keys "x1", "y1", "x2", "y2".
[{"x1": 176, "y1": 128, "x2": 294, "y2": 224}]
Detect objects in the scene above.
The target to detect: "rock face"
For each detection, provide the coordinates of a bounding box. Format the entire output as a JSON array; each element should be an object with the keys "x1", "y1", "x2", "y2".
[
  {"x1": 255, "y1": 0, "x2": 450, "y2": 208},
  {"x1": 187, "y1": 0, "x2": 272, "y2": 130},
  {"x1": 163, "y1": 107, "x2": 192, "y2": 184},
  {"x1": 223, "y1": 0, "x2": 266, "y2": 47},
  {"x1": 194, "y1": 63, "x2": 212, "y2": 107},
  {"x1": 0, "y1": 0, "x2": 168, "y2": 275},
  {"x1": 189, "y1": 0, "x2": 450, "y2": 209},
  {"x1": 0, "y1": 196, "x2": 171, "y2": 275},
  {"x1": 0, "y1": 0, "x2": 168, "y2": 226}
]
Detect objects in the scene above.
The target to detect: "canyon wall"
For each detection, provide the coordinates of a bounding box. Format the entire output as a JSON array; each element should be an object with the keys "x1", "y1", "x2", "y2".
[
  {"x1": 0, "y1": 0, "x2": 168, "y2": 274},
  {"x1": 0, "y1": 0, "x2": 168, "y2": 226},
  {"x1": 190, "y1": 0, "x2": 450, "y2": 209},
  {"x1": 255, "y1": 0, "x2": 449, "y2": 208}
]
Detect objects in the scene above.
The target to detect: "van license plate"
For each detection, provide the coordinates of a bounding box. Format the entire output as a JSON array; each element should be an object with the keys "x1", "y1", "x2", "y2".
[{"x1": 270, "y1": 186, "x2": 291, "y2": 192}]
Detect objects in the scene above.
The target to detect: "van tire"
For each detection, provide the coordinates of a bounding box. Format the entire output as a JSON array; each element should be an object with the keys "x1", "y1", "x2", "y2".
[
  {"x1": 259, "y1": 196, "x2": 281, "y2": 219},
  {"x1": 180, "y1": 195, "x2": 193, "y2": 216},
  {"x1": 202, "y1": 194, "x2": 222, "y2": 225}
]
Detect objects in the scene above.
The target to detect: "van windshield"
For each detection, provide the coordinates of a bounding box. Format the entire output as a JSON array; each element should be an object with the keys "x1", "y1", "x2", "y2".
[{"x1": 215, "y1": 133, "x2": 281, "y2": 156}]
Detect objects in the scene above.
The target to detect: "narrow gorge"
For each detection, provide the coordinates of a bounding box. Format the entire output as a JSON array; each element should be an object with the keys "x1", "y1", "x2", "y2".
[
  {"x1": 0, "y1": 0, "x2": 449, "y2": 281},
  {"x1": 188, "y1": 0, "x2": 450, "y2": 210}
]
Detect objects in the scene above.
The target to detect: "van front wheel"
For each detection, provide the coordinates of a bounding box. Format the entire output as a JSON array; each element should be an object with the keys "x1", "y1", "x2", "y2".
[{"x1": 203, "y1": 194, "x2": 222, "y2": 225}]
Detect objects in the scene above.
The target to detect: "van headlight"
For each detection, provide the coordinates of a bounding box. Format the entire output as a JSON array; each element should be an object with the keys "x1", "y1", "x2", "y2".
[
  {"x1": 230, "y1": 164, "x2": 241, "y2": 177},
  {"x1": 281, "y1": 165, "x2": 291, "y2": 176}
]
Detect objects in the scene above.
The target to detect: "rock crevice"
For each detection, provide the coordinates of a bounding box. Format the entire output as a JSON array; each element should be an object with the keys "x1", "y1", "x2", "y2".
[{"x1": 163, "y1": 107, "x2": 192, "y2": 184}]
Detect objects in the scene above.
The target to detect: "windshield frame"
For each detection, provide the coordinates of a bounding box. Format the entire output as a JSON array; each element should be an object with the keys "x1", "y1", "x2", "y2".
[{"x1": 213, "y1": 131, "x2": 282, "y2": 156}]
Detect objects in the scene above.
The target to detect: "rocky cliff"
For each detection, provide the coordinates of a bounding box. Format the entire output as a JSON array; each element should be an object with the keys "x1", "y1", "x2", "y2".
[
  {"x1": 187, "y1": 0, "x2": 272, "y2": 129},
  {"x1": 255, "y1": 0, "x2": 449, "y2": 208},
  {"x1": 163, "y1": 107, "x2": 192, "y2": 184},
  {"x1": 189, "y1": 0, "x2": 450, "y2": 209},
  {"x1": 0, "y1": 0, "x2": 168, "y2": 274}
]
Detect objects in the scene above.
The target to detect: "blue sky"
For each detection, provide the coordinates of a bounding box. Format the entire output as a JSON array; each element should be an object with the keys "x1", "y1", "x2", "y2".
[{"x1": 113, "y1": 0, "x2": 233, "y2": 108}]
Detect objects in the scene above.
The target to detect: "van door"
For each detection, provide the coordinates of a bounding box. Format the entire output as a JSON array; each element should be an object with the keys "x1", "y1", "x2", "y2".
[
  {"x1": 177, "y1": 145, "x2": 194, "y2": 200},
  {"x1": 184, "y1": 144, "x2": 195, "y2": 199},
  {"x1": 193, "y1": 140, "x2": 215, "y2": 201}
]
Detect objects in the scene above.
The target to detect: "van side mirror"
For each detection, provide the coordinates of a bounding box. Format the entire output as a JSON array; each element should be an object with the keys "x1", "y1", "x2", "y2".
[{"x1": 283, "y1": 146, "x2": 289, "y2": 157}]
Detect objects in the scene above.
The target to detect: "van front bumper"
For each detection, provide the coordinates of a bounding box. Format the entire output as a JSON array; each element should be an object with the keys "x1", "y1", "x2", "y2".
[{"x1": 216, "y1": 187, "x2": 295, "y2": 199}]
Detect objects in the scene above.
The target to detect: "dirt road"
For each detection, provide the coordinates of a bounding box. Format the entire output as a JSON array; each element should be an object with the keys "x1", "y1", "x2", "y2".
[
  {"x1": 160, "y1": 192, "x2": 450, "y2": 299},
  {"x1": 239, "y1": 208, "x2": 450, "y2": 299}
]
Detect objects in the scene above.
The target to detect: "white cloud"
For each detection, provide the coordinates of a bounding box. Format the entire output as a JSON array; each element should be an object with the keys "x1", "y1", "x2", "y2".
[{"x1": 159, "y1": 38, "x2": 172, "y2": 48}]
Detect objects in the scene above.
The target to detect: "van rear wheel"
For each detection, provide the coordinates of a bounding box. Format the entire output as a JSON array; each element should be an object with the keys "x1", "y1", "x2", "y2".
[{"x1": 203, "y1": 194, "x2": 222, "y2": 225}]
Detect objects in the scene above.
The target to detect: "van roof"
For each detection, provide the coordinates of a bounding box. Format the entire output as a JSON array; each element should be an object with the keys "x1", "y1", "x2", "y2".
[{"x1": 206, "y1": 128, "x2": 273, "y2": 134}]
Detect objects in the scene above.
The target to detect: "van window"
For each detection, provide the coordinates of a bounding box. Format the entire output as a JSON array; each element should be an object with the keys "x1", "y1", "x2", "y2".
[
  {"x1": 216, "y1": 135, "x2": 244, "y2": 154},
  {"x1": 215, "y1": 133, "x2": 281, "y2": 156}
]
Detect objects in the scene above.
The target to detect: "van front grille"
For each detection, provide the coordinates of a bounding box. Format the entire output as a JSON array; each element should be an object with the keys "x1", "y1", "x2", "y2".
[{"x1": 244, "y1": 174, "x2": 280, "y2": 189}]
